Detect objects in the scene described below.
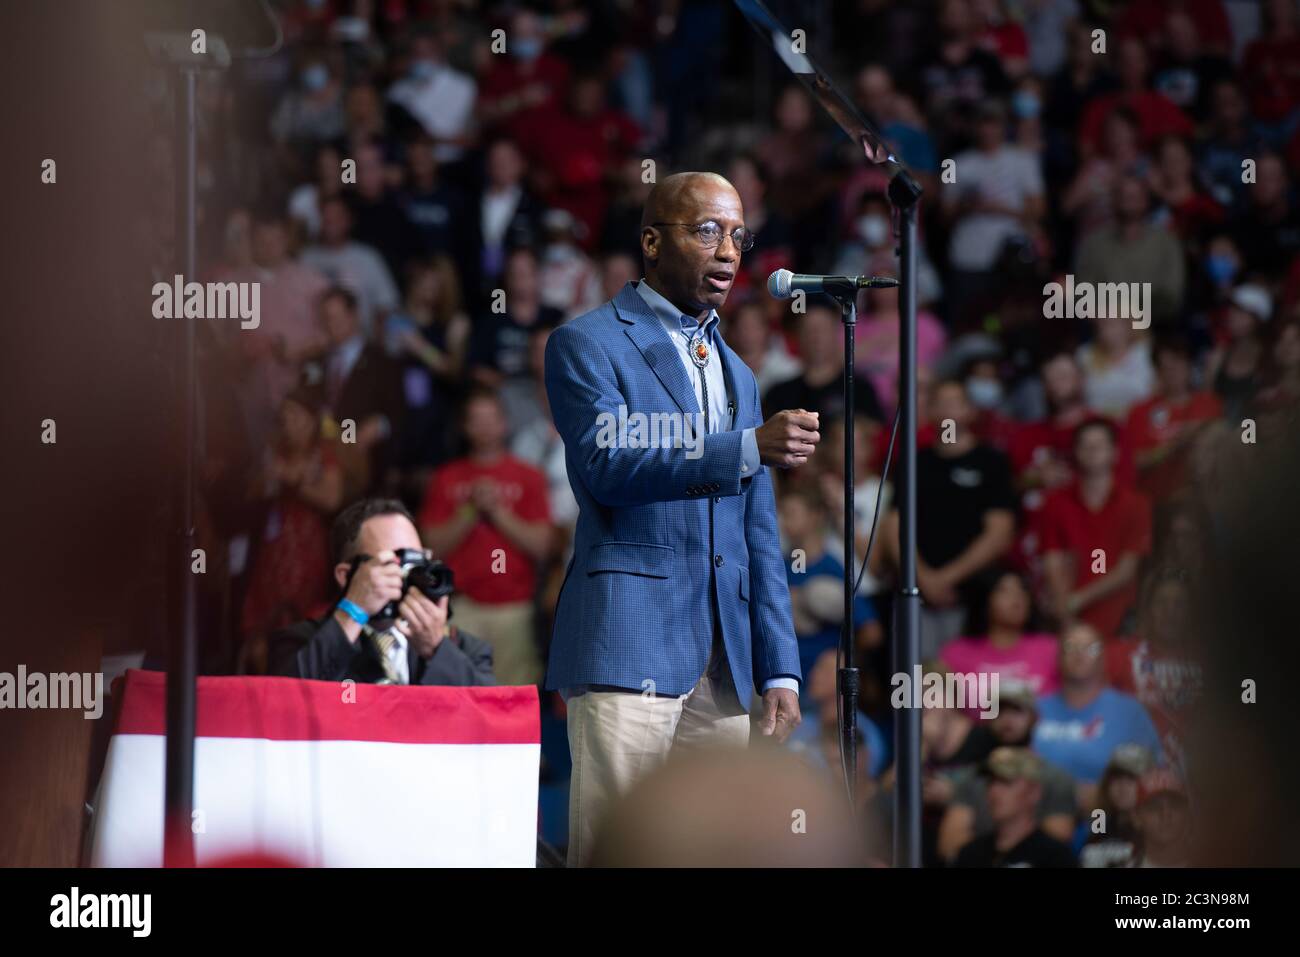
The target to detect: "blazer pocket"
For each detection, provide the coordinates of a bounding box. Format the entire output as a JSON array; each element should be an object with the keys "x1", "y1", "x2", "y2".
[
  {"x1": 738, "y1": 565, "x2": 750, "y2": 602},
  {"x1": 586, "y1": 541, "x2": 674, "y2": 579}
]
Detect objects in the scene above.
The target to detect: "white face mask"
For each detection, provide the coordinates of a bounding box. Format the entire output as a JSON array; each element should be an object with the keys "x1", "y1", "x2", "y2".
[
  {"x1": 857, "y1": 214, "x2": 890, "y2": 247},
  {"x1": 966, "y1": 377, "x2": 1004, "y2": 409}
]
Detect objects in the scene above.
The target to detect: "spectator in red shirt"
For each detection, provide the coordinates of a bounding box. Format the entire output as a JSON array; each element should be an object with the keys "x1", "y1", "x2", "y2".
[
  {"x1": 1106, "y1": 567, "x2": 1203, "y2": 775},
  {"x1": 525, "y1": 73, "x2": 643, "y2": 250},
  {"x1": 1062, "y1": 106, "x2": 1148, "y2": 238},
  {"x1": 1115, "y1": 0, "x2": 1233, "y2": 58},
  {"x1": 241, "y1": 386, "x2": 345, "y2": 648},
  {"x1": 973, "y1": 0, "x2": 1030, "y2": 80},
  {"x1": 419, "y1": 388, "x2": 555, "y2": 684},
  {"x1": 962, "y1": 354, "x2": 1018, "y2": 452},
  {"x1": 1010, "y1": 350, "x2": 1096, "y2": 498},
  {"x1": 1078, "y1": 36, "x2": 1193, "y2": 157},
  {"x1": 1041, "y1": 418, "x2": 1152, "y2": 639},
  {"x1": 477, "y1": 7, "x2": 570, "y2": 144},
  {"x1": 1125, "y1": 331, "x2": 1223, "y2": 499},
  {"x1": 1241, "y1": 0, "x2": 1300, "y2": 126},
  {"x1": 1146, "y1": 135, "x2": 1225, "y2": 243}
]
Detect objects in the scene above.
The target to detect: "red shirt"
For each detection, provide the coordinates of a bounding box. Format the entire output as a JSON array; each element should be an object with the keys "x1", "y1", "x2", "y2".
[
  {"x1": 1242, "y1": 36, "x2": 1300, "y2": 122},
  {"x1": 1107, "y1": 637, "x2": 1205, "y2": 772},
  {"x1": 1116, "y1": 0, "x2": 1232, "y2": 55},
  {"x1": 1164, "y1": 192, "x2": 1225, "y2": 240},
  {"x1": 418, "y1": 455, "x2": 551, "y2": 604},
  {"x1": 1008, "y1": 412, "x2": 1135, "y2": 488},
  {"x1": 1124, "y1": 390, "x2": 1222, "y2": 499},
  {"x1": 522, "y1": 106, "x2": 643, "y2": 249},
  {"x1": 1078, "y1": 91, "x2": 1193, "y2": 153},
  {"x1": 478, "y1": 54, "x2": 571, "y2": 142},
  {"x1": 1040, "y1": 480, "x2": 1152, "y2": 640}
]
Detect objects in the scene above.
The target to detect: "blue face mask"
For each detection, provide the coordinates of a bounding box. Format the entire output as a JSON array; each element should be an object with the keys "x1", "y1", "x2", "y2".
[
  {"x1": 966, "y1": 377, "x2": 1004, "y2": 410},
  {"x1": 301, "y1": 64, "x2": 329, "y2": 92},
  {"x1": 1012, "y1": 91, "x2": 1041, "y2": 119},
  {"x1": 513, "y1": 38, "x2": 543, "y2": 61},
  {"x1": 1205, "y1": 254, "x2": 1237, "y2": 286}
]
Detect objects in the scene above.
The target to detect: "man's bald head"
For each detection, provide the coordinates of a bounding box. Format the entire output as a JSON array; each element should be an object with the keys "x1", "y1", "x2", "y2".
[
  {"x1": 640, "y1": 171, "x2": 736, "y2": 230},
  {"x1": 639, "y1": 171, "x2": 745, "y2": 318}
]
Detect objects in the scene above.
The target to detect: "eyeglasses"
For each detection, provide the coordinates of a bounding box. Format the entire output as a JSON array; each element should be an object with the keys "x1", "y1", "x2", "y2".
[
  {"x1": 1062, "y1": 640, "x2": 1102, "y2": 658},
  {"x1": 651, "y1": 220, "x2": 756, "y2": 252}
]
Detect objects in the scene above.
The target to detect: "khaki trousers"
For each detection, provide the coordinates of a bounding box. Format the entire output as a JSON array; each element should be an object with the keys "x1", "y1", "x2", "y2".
[
  {"x1": 564, "y1": 667, "x2": 751, "y2": 867},
  {"x1": 451, "y1": 597, "x2": 541, "y2": 686}
]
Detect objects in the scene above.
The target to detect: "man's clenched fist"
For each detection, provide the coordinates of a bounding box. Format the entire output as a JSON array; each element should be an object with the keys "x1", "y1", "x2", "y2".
[{"x1": 755, "y1": 408, "x2": 820, "y2": 469}]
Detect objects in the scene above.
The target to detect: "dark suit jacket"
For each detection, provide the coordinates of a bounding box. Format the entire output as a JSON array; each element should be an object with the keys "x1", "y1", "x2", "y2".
[
  {"x1": 269, "y1": 614, "x2": 496, "y2": 687},
  {"x1": 335, "y1": 343, "x2": 404, "y2": 430},
  {"x1": 332, "y1": 342, "x2": 407, "y2": 493}
]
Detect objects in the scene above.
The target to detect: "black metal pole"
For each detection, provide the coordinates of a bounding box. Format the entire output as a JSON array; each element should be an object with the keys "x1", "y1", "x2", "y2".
[
  {"x1": 838, "y1": 295, "x2": 860, "y2": 806},
  {"x1": 164, "y1": 65, "x2": 198, "y2": 868},
  {"x1": 891, "y1": 192, "x2": 922, "y2": 868}
]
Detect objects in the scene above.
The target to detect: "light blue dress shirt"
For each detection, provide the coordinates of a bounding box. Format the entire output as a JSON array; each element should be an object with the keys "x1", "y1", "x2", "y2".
[{"x1": 633, "y1": 279, "x2": 761, "y2": 476}]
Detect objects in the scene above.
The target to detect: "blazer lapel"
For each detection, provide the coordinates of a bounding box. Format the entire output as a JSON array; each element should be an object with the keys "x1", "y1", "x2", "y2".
[
  {"x1": 615, "y1": 282, "x2": 701, "y2": 417},
  {"x1": 713, "y1": 326, "x2": 752, "y2": 428}
]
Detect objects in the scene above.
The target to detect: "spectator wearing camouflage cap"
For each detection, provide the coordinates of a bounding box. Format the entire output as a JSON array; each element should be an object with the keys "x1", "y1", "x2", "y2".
[
  {"x1": 938, "y1": 681, "x2": 1077, "y2": 862},
  {"x1": 953, "y1": 747, "x2": 1078, "y2": 867}
]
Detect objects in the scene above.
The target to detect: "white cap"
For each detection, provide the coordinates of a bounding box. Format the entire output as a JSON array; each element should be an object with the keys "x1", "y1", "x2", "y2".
[{"x1": 1230, "y1": 284, "x2": 1273, "y2": 322}]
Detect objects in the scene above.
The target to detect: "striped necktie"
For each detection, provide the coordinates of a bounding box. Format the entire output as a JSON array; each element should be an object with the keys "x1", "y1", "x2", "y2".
[{"x1": 369, "y1": 628, "x2": 404, "y2": 684}]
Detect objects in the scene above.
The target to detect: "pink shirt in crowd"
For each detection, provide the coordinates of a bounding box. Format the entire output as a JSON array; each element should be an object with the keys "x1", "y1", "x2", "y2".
[
  {"x1": 940, "y1": 633, "x2": 1061, "y2": 714},
  {"x1": 854, "y1": 310, "x2": 946, "y2": 411}
]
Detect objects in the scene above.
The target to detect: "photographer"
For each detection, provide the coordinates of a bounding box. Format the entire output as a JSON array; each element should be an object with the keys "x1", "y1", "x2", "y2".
[{"x1": 269, "y1": 498, "x2": 495, "y2": 686}]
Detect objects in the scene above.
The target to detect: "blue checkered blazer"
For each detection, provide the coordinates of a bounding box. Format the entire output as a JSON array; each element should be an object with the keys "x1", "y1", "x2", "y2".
[{"x1": 543, "y1": 282, "x2": 801, "y2": 707}]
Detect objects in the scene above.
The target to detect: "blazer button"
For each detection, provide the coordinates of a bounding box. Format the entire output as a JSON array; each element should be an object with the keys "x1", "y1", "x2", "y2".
[{"x1": 714, "y1": 554, "x2": 724, "y2": 567}]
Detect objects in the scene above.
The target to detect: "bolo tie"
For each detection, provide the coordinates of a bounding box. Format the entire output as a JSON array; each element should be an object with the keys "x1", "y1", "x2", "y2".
[{"x1": 688, "y1": 324, "x2": 711, "y2": 431}]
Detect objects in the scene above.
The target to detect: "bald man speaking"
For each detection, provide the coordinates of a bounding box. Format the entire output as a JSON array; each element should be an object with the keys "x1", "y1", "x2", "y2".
[{"x1": 544, "y1": 171, "x2": 822, "y2": 864}]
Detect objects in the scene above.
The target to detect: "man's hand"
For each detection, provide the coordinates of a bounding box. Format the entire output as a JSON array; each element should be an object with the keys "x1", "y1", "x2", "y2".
[
  {"x1": 756, "y1": 409, "x2": 820, "y2": 469},
  {"x1": 758, "y1": 687, "x2": 801, "y2": 743},
  {"x1": 469, "y1": 478, "x2": 502, "y2": 514},
  {"x1": 918, "y1": 564, "x2": 959, "y2": 607},
  {"x1": 396, "y1": 591, "x2": 449, "y2": 659},
  {"x1": 343, "y1": 551, "x2": 405, "y2": 616}
]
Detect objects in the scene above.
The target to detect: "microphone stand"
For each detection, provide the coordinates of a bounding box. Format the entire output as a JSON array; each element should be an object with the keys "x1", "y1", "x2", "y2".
[
  {"x1": 736, "y1": 0, "x2": 923, "y2": 866},
  {"x1": 833, "y1": 289, "x2": 861, "y2": 811},
  {"x1": 890, "y1": 172, "x2": 923, "y2": 869},
  {"x1": 145, "y1": 14, "x2": 279, "y2": 867}
]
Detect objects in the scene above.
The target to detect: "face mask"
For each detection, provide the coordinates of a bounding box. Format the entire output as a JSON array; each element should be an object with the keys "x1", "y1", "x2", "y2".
[
  {"x1": 409, "y1": 59, "x2": 438, "y2": 82},
  {"x1": 513, "y1": 38, "x2": 543, "y2": 61},
  {"x1": 301, "y1": 64, "x2": 329, "y2": 92},
  {"x1": 967, "y1": 377, "x2": 1003, "y2": 409},
  {"x1": 1205, "y1": 254, "x2": 1237, "y2": 287},
  {"x1": 1012, "y1": 91, "x2": 1041, "y2": 119},
  {"x1": 857, "y1": 214, "x2": 889, "y2": 247}
]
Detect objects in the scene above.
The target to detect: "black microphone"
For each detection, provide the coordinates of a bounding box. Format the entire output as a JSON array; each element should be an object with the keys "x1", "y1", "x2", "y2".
[{"x1": 766, "y1": 268, "x2": 899, "y2": 300}]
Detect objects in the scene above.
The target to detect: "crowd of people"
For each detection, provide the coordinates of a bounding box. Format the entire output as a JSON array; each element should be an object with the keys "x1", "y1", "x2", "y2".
[{"x1": 174, "y1": 0, "x2": 1298, "y2": 866}]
